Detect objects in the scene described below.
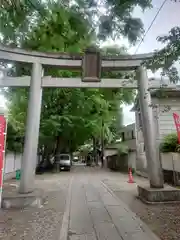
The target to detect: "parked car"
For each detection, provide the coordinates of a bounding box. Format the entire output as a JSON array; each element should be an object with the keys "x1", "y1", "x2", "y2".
[{"x1": 55, "y1": 154, "x2": 72, "y2": 171}]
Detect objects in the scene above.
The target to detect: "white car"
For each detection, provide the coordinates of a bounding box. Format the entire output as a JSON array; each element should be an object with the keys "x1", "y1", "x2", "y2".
[{"x1": 58, "y1": 154, "x2": 71, "y2": 171}]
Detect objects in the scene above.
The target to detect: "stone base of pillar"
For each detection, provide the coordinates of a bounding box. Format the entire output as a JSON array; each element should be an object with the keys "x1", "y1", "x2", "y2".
[
  {"x1": 2, "y1": 189, "x2": 46, "y2": 209},
  {"x1": 138, "y1": 184, "x2": 180, "y2": 204}
]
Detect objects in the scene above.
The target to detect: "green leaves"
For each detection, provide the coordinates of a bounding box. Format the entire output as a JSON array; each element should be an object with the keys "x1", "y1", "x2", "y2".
[
  {"x1": 148, "y1": 1, "x2": 180, "y2": 83},
  {"x1": 1, "y1": 0, "x2": 139, "y2": 153},
  {"x1": 97, "y1": 0, "x2": 151, "y2": 42},
  {"x1": 0, "y1": 0, "x2": 152, "y2": 46},
  {"x1": 160, "y1": 133, "x2": 178, "y2": 153}
]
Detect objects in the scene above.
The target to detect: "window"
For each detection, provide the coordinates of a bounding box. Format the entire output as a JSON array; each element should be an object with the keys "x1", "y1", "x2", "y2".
[
  {"x1": 60, "y1": 154, "x2": 70, "y2": 160},
  {"x1": 121, "y1": 132, "x2": 125, "y2": 141},
  {"x1": 132, "y1": 130, "x2": 135, "y2": 139}
]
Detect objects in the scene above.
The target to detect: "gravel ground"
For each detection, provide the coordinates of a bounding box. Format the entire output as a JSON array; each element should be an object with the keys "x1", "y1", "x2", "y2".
[
  {"x1": 103, "y1": 174, "x2": 180, "y2": 240},
  {"x1": 2, "y1": 166, "x2": 180, "y2": 240},
  {"x1": 0, "y1": 174, "x2": 70, "y2": 240}
]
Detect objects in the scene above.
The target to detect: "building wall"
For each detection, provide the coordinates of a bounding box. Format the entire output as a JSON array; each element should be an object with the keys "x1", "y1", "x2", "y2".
[
  {"x1": 128, "y1": 151, "x2": 136, "y2": 169},
  {"x1": 121, "y1": 123, "x2": 136, "y2": 149},
  {"x1": 135, "y1": 96, "x2": 180, "y2": 174},
  {"x1": 104, "y1": 149, "x2": 117, "y2": 158},
  {"x1": 122, "y1": 139, "x2": 136, "y2": 150},
  {"x1": 3, "y1": 152, "x2": 39, "y2": 180},
  {"x1": 157, "y1": 97, "x2": 180, "y2": 140},
  {"x1": 121, "y1": 123, "x2": 136, "y2": 170}
]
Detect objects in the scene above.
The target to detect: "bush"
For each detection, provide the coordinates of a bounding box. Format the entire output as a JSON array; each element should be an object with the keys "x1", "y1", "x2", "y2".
[
  {"x1": 117, "y1": 144, "x2": 129, "y2": 156},
  {"x1": 160, "y1": 133, "x2": 179, "y2": 153}
]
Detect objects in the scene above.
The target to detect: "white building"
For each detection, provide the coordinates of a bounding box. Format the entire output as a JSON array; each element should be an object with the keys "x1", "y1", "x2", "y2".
[
  {"x1": 104, "y1": 123, "x2": 136, "y2": 170},
  {"x1": 132, "y1": 89, "x2": 180, "y2": 174}
]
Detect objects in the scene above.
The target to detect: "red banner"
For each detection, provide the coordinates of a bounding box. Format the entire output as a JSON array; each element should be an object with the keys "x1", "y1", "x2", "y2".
[
  {"x1": 0, "y1": 115, "x2": 6, "y2": 189},
  {"x1": 173, "y1": 113, "x2": 180, "y2": 144}
]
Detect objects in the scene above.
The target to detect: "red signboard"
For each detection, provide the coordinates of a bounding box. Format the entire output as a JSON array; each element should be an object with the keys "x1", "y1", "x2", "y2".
[
  {"x1": 173, "y1": 113, "x2": 180, "y2": 144},
  {"x1": 0, "y1": 115, "x2": 6, "y2": 192}
]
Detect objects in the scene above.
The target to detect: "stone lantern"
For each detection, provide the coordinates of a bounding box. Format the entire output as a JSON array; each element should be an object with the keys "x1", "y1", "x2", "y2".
[{"x1": 82, "y1": 46, "x2": 101, "y2": 82}]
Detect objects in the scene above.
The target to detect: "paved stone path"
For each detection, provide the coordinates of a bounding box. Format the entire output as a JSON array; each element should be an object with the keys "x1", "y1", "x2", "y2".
[
  {"x1": 67, "y1": 171, "x2": 160, "y2": 240},
  {"x1": 2, "y1": 166, "x2": 161, "y2": 240}
]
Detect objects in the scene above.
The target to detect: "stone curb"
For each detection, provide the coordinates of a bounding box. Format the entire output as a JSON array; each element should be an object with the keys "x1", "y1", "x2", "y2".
[
  {"x1": 59, "y1": 177, "x2": 73, "y2": 240},
  {"x1": 137, "y1": 195, "x2": 180, "y2": 205},
  {"x1": 101, "y1": 180, "x2": 160, "y2": 240}
]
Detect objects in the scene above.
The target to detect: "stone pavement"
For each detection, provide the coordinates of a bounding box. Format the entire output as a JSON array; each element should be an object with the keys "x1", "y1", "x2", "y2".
[
  {"x1": 67, "y1": 173, "x2": 160, "y2": 240},
  {"x1": 1, "y1": 166, "x2": 161, "y2": 240},
  {"x1": 1, "y1": 173, "x2": 70, "y2": 240}
]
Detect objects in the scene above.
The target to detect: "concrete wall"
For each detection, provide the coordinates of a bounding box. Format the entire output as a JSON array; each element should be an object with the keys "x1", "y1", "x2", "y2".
[
  {"x1": 120, "y1": 123, "x2": 136, "y2": 150},
  {"x1": 104, "y1": 150, "x2": 136, "y2": 171},
  {"x1": 128, "y1": 151, "x2": 136, "y2": 169},
  {"x1": 119, "y1": 123, "x2": 137, "y2": 170},
  {"x1": 3, "y1": 152, "x2": 39, "y2": 180},
  {"x1": 4, "y1": 152, "x2": 22, "y2": 180},
  {"x1": 122, "y1": 139, "x2": 136, "y2": 150},
  {"x1": 107, "y1": 154, "x2": 128, "y2": 172},
  {"x1": 104, "y1": 149, "x2": 117, "y2": 158}
]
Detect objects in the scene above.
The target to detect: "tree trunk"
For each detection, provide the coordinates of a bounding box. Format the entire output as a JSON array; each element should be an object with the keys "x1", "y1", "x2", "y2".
[
  {"x1": 36, "y1": 145, "x2": 53, "y2": 173},
  {"x1": 54, "y1": 135, "x2": 62, "y2": 172},
  {"x1": 93, "y1": 136, "x2": 98, "y2": 166}
]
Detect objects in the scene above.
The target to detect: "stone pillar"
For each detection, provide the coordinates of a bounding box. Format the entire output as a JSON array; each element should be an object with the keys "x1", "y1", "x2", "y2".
[
  {"x1": 137, "y1": 66, "x2": 164, "y2": 188},
  {"x1": 19, "y1": 62, "x2": 43, "y2": 193}
]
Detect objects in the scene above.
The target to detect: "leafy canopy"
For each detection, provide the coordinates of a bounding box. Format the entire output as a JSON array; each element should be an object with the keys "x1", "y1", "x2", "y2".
[
  {"x1": 0, "y1": 0, "x2": 147, "y2": 154},
  {"x1": 148, "y1": 1, "x2": 180, "y2": 83},
  {"x1": 0, "y1": 0, "x2": 152, "y2": 45}
]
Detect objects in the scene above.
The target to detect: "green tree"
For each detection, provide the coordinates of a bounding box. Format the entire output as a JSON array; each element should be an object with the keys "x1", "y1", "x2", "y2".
[
  {"x1": 0, "y1": 0, "x2": 146, "y2": 169},
  {"x1": 0, "y1": 0, "x2": 152, "y2": 44},
  {"x1": 148, "y1": 1, "x2": 180, "y2": 83}
]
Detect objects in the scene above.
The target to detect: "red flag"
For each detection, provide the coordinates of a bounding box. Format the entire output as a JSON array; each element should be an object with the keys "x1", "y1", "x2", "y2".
[
  {"x1": 0, "y1": 115, "x2": 6, "y2": 208},
  {"x1": 173, "y1": 113, "x2": 180, "y2": 144},
  {"x1": 0, "y1": 115, "x2": 6, "y2": 189}
]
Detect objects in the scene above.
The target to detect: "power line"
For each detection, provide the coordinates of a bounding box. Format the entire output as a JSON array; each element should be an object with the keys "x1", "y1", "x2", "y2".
[{"x1": 134, "y1": 0, "x2": 168, "y2": 54}]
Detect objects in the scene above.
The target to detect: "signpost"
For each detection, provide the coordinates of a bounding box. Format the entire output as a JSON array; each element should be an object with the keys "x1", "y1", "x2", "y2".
[
  {"x1": 173, "y1": 113, "x2": 180, "y2": 144},
  {"x1": 0, "y1": 115, "x2": 6, "y2": 208}
]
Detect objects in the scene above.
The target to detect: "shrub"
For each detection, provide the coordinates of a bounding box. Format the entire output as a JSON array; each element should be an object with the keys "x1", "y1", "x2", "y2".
[
  {"x1": 176, "y1": 144, "x2": 180, "y2": 153},
  {"x1": 117, "y1": 144, "x2": 129, "y2": 156},
  {"x1": 160, "y1": 133, "x2": 179, "y2": 153}
]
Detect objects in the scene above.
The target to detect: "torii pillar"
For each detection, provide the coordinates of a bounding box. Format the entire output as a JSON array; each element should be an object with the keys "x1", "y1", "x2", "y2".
[
  {"x1": 137, "y1": 66, "x2": 164, "y2": 188},
  {"x1": 19, "y1": 63, "x2": 43, "y2": 193}
]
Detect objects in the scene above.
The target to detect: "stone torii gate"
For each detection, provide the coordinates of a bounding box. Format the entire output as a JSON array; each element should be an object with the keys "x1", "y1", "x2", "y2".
[{"x1": 0, "y1": 45, "x2": 169, "y2": 194}]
